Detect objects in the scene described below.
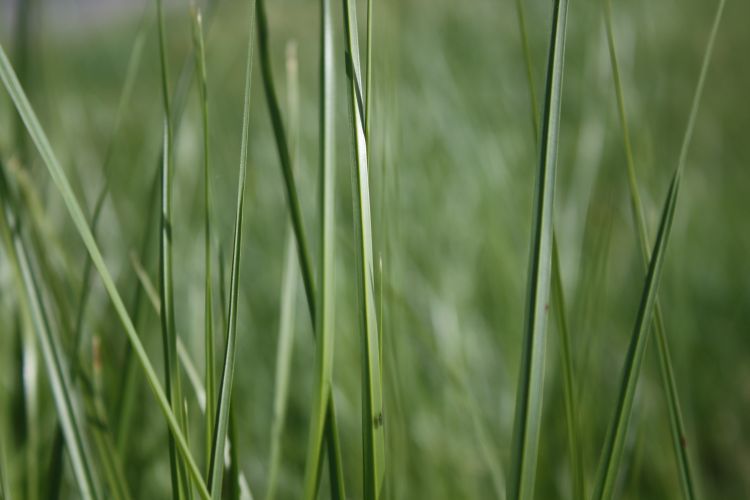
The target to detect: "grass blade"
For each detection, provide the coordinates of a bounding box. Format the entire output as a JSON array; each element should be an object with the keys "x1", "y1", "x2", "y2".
[
  {"x1": 507, "y1": 0, "x2": 569, "y2": 498},
  {"x1": 190, "y1": 7, "x2": 217, "y2": 480},
  {"x1": 265, "y1": 40, "x2": 300, "y2": 500},
  {"x1": 593, "y1": 2, "x2": 726, "y2": 498},
  {"x1": 206, "y1": 4, "x2": 255, "y2": 497},
  {"x1": 0, "y1": 166, "x2": 101, "y2": 500},
  {"x1": 256, "y1": 1, "x2": 346, "y2": 497},
  {"x1": 155, "y1": 0, "x2": 192, "y2": 497},
  {"x1": 301, "y1": 0, "x2": 338, "y2": 496},
  {"x1": 341, "y1": 1, "x2": 386, "y2": 498},
  {"x1": 0, "y1": 40, "x2": 211, "y2": 500},
  {"x1": 513, "y1": 1, "x2": 584, "y2": 496}
]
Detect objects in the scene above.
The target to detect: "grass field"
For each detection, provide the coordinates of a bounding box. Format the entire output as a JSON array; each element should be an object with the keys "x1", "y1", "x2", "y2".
[{"x1": 0, "y1": 0, "x2": 748, "y2": 499}]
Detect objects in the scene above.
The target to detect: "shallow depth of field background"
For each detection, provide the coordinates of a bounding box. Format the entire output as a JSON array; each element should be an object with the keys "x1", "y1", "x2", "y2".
[{"x1": 0, "y1": 0, "x2": 748, "y2": 498}]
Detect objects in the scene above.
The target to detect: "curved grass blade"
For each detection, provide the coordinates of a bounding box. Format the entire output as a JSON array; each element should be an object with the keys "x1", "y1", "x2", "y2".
[
  {"x1": 593, "y1": 2, "x2": 726, "y2": 498},
  {"x1": 265, "y1": 40, "x2": 300, "y2": 500},
  {"x1": 189, "y1": 7, "x2": 218, "y2": 480},
  {"x1": 507, "y1": 0, "x2": 569, "y2": 498},
  {"x1": 341, "y1": 1, "x2": 386, "y2": 498},
  {"x1": 301, "y1": 0, "x2": 338, "y2": 496},
  {"x1": 0, "y1": 167, "x2": 101, "y2": 500},
  {"x1": 0, "y1": 41, "x2": 211, "y2": 500},
  {"x1": 255, "y1": 1, "x2": 346, "y2": 497},
  {"x1": 206, "y1": 4, "x2": 255, "y2": 497}
]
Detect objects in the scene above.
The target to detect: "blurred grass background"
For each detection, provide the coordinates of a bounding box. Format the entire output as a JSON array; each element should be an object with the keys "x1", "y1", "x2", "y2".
[{"x1": 0, "y1": 0, "x2": 749, "y2": 498}]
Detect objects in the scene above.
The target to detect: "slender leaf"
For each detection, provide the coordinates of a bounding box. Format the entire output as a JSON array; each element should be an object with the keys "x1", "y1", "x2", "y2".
[
  {"x1": 507, "y1": 0, "x2": 569, "y2": 498},
  {"x1": 341, "y1": 1, "x2": 386, "y2": 498},
  {"x1": 592, "y1": 2, "x2": 726, "y2": 498},
  {"x1": 302, "y1": 0, "x2": 337, "y2": 496},
  {"x1": 206, "y1": 3, "x2": 255, "y2": 497},
  {"x1": 0, "y1": 40, "x2": 211, "y2": 500}
]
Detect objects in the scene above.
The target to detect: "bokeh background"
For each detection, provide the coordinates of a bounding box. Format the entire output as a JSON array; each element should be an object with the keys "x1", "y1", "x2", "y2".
[{"x1": 0, "y1": 0, "x2": 748, "y2": 498}]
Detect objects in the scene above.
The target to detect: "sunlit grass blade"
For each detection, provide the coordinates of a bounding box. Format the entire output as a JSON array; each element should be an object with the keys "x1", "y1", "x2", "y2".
[
  {"x1": 256, "y1": 1, "x2": 346, "y2": 497},
  {"x1": 507, "y1": 0, "x2": 569, "y2": 498},
  {"x1": 206, "y1": 4, "x2": 255, "y2": 497},
  {"x1": 301, "y1": 0, "x2": 337, "y2": 496},
  {"x1": 266, "y1": 40, "x2": 300, "y2": 500},
  {"x1": 189, "y1": 7, "x2": 218, "y2": 481},
  {"x1": 0, "y1": 167, "x2": 101, "y2": 500},
  {"x1": 341, "y1": 1, "x2": 386, "y2": 498},
  {"x1": 0, "y1": 40, "x2": 211, "y2": 500},
  {"x1": 593, "y1": 2, "x2": 726, "y2": 498}
]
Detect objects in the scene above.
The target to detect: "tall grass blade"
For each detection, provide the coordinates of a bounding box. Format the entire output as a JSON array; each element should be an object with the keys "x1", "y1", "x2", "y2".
[
  {"x1": 341, "y1": 1, "x2": 386, "y2": 498},
  {"x1": 301, "y1": 0, "x2": 337, "y2": 496},
  {"x1": 190, "y1": 7, "x2": 218, "y2": 480},
  {"x1": 593, "y1": 2, "x2": 726, "y2": 498},
  {"x1": 155, "y1": 0, "x2": 192, "y2": 497},
  {"x1": 0, "y1": 167, "x2": 101, "y2": 500},
  {"x1": 513, "y1": 1, "x2": 583, "y2": 496},
  {"x1": 265, "y1": 40, "x2": 300, "y2": 500},
  {"x1": 206, "y1": 4, "x2": 255, "y2": 497},
  {"x1": 507, "y1": 0, "x2": 569, "y2": 498},
  {"x1": 0, "y1": 41, "x2": 211, "y2": 500},
  {"x1": 256, "y1": 1, "x2": 346, "y2": 497}
]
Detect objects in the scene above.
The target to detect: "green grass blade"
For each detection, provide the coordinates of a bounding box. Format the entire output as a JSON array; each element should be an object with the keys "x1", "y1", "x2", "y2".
[
  {"x1": 593, "y1": 2, "x2": 726, "y2": 498},
  {"x1": 266, "y1": 40, "x2": 300, "y2": 500},
  {"x1": 0, "y1": 168, "x2": 101, "y2": 500},
  {"x1": 514, "y1": 1, "x2": 583, "y2": 496},
  {"x1": 206, "y1": 4, "x2": 255, "y2": 497},
  {"x1": 591, "y1": 169, "x2": 680, "y2": 500},
  {"x1": 155, "y1": 0, "x2": 191, "y2": 497},
  {"x1": 301, "y1": 0, "x2": 337, "y2": 496},
  {"x1": 190, "y1": 7, "x2": 217, "y2": 481},
  {"x1": 0, "y1": 40, "x2": 211, "y2": 500},
  {"x1": 341, "y1": 1, "x2": 386, "y2": 498},
  {"x1": 507, "y1": 0, "x2": 569, "y2": 498},
  {"x1": 256, "y1": 1, "x2": 346, "y2": 497}
]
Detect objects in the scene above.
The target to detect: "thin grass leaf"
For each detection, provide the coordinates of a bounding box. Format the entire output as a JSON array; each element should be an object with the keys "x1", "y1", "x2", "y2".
[
  {"x1": 341, "y1": 1, "x2": 386, "y2": 498},
  {"x1": 256, "y1": 1, "x2": 346, "y2": 497},
  {"x1": 301, "y1": 0, "x2": 337, "y2": 496},
  {"x1": 155, "y1": 1, "x2": 192, "y2": 497},
  {"x1": 0, "y1": 41, "x2": 211, "y2": 500},
  {"x1": 507, "y1": 0, "x2": 569, "y2": 498},
  {"x1": 593, "y1": 2, "x2": 726, "y2": 498},
  {"x1": 513, "y1": 1, "x2": 583, "y2": 496},
  {"x1": 206, "y1": 4, "x2": 255, "y2": 497},
  {"x1": 189, "y1": 7, "x2": 218, "y2": 481},
  {"x1": 0, "y1": 167, "x2": 101, "y2": 500},
  {"x1": 266, "y1": 40, "x2": 300, "y2": 500}
]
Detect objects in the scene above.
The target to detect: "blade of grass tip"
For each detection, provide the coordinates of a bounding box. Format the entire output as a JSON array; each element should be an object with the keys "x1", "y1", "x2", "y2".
[
  {"x1": 255, "y1": 1, "x2": 346, "y2": 497},
  {"x1": 0, "y1": 43, "x2": 211, "y2": 500},
  {"x1": 514, "y1": 0, "x2": 583, "y2": 496},
  {"x1": 0, "y1": 167, "x2": 101, "y2": 500},
  {"x1": 507, "y1": 0, "x2": 569, "y2": 498},
  {"x1": 593, "y1": 2, "x2": 726, "y2": 498},
  {"x1": 189, "y1": 7, "x2": 217, "y2": 481},
  {"x1": 206, "y1": 3, "x2": 255, "y2": 496},
  {"x1": 341, "y1": 1, "x2": 386, "y2": 498},
  {"x1": 265, "y1": 39, "x2": 300, "y2": 500},
  {"x1": 155, "y1": 0, "x2": 192, "y2": 497},
  {"x1": 301, "y1": 0, "x2": 337, "y2": 496}
]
